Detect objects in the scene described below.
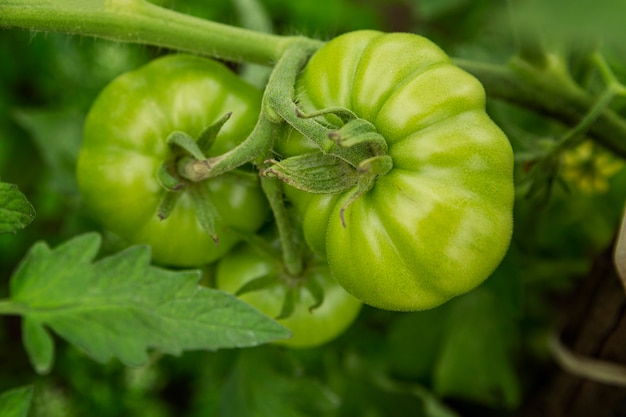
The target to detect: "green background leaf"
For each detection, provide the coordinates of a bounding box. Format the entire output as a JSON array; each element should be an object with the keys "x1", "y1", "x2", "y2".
[
  {"x1": 0, "y1": 386, "x2": 34, "y2": 417},
  {"x1": 511, "y1": 0, "x2": 625, "y2": 46},
  {"x1": 218, "y1": 348, "x2": 340, "y2": 417},
  {"x1": 0, "y1": 182, "x2": 35, "y2": 234}
]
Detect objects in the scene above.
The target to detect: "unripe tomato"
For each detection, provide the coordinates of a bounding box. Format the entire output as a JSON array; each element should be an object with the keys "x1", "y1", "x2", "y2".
[
  {"x1": 278, "y1": 31, "x2": 515, "y2": 311},
  {"x1": 77, "y1": 55, "x2": 267, "y2": 266},
  {"x1": 215, "y1": 242, "x2": 362, "y2": 348}
]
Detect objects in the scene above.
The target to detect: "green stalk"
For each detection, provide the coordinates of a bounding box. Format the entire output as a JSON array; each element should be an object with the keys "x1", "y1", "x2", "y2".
[
  {"x1": 553, "y1": 88, "x2": 618, "y2": 152},
  {"x1": 456, "y1": 57, "x2": 626, "y2": 159},
  {"x1": 0, "y1": 300, "x2": 26, "y2": 316},
  {"x1": 0, "y1": 0, "x2": 307, "y2": 64},
  {"x1": 261, "y1": 177, "x2": 303, "y2": 277}
]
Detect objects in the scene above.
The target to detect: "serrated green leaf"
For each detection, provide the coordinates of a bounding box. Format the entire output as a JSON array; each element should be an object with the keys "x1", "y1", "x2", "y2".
[
  {"x1": 0, "y1": 182, "x2": 35, "y2": 234},
  {"x1": 22, "y1": 316, "x2": 55, "y2": 374},
  {"x1": 9, "y1": 233, "x2": 290, "y2": 370},
  {"x1": 0, "y1": 386, "x2": 34, "y2": 417}
]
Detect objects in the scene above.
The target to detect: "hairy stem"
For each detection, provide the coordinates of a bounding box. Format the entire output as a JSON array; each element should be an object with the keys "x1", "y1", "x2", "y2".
[
  {"x1": 260, "y1": 177, "x2": 303, "y2": 277},
  {"x1": 0, "y1": 0, "x2": 312, "y2": 64}
]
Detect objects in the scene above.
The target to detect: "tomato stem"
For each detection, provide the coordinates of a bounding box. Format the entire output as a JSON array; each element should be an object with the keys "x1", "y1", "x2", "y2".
[
  {"x1": 0, "y1": 0, "x2": 321, "y2": 64},
  {"x1": 179, "y1": 114, "x2": 278, "y2": 182},
  {"x1": 178, "y1": 41, "x2": 321, "y2": 182},
  {"x1": 260, "y1": 177, "x2": 303, "y2": 277}
]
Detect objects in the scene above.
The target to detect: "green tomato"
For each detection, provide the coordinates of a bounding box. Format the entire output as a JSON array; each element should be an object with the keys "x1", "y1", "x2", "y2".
[
  {"x1": 215, "y1": 243, "x2": 362, "y2": 348},
  {"x1": 77, "y1": 54, "x2": 267, "y2": 267},
  {"x1": 278, "y1": 31, "x2": 514, "y2": 311}
]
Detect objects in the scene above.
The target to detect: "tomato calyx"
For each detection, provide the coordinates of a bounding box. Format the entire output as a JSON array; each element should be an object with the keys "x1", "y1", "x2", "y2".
[
  {"x1": 234, "y1": 260, "x2": 326, "y2": 319},
  {"x1": 264, "y1": 106, "x2": 393, "y2": 226},
  {"x1": 155, "y1": 113, "x2": 234, "y2": 244},
  {"x1": 262, "y1": 153, "x2": 361, "y2": 194}
]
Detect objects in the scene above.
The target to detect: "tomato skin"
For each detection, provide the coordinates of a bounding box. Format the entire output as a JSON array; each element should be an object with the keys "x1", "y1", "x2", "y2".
[
  {"x1": 215, "y1": 243, "x2": 362, "y2": 348},
  {"x1": 77, "y1": 55, "x2": 267, "y2": 267},
  {"x1": 279, "y1": 31, "x2": 515, "y2": 311}
]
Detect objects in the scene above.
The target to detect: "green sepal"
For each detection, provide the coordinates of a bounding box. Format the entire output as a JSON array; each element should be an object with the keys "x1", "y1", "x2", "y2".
[
  {"x1": 296, "y1": 106, "x2": 357, "y2": 125},
  {"x1": 339, "y1": 175, "x2": 378, "y2": 228},
  {"x1": 262, "y1": 152, "x2": 359, "y2": 194},
  {"x1": 197, "y1": 112, "x2": 232, "y2": 155},
  {"x1": 276, "y1": 288, "x2": 296, "y2": 320},
  {"x1": 189, "y1": 184, "x2": 220, "y2": 244},
  {"x1": 157, "y1": 191, "x2": 182, "y2": 221},
  {"x1": 358, "y1": 155, "x2": 393, "y2": 176},
  {"x1": 303, "y1": 274, "x2": 324, "y2": 313},
  {"x1": 157, "y1": 163, "x2": 185, "y2": 191},
  {"x1": 328, "y1": 118, "x2": 388, "y2": 154},
  {"x1": 166, "y1": 131, "x2": 206, "y2": 160},
  {"x1": 235, "y1": 273, "x2": 279, "y2": 296}
]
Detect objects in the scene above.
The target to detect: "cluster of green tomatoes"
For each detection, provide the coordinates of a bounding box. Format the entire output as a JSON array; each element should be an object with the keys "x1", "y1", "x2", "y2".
[{"x1": 77, "y1": 31, "x2": 514, "y2": 348}]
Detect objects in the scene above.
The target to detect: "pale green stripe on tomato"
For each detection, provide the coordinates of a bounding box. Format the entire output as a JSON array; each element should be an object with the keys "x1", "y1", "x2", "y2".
[
  {"x1": 374, "y1": 65, "x2": 486, "y2": 143},
  {"x1": 298, "y1": 30, "x2": 379, "y2": 110},
  {"x1": 351, "y1": 32, "x2": 451, "y2": 122}
]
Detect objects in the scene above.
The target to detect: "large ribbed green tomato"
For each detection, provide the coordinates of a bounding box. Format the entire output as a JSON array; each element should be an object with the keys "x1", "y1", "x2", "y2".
[
  {"x1": 77, "y1": 55, "x2": 267, "y2": 267},
  {"x1": 278, "y1": 31, "x2": 514, "y2": 311}
]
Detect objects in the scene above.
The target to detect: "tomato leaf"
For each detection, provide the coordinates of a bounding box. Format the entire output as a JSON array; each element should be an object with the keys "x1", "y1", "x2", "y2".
[
  {"x1": 0, "y1": 182, "x2": 35, "y2": 234},
  {"x1": 22, "y1": 316, "x2": 55, "y2": 374},
  {"x1": 0, "y1": 386, "x2": 34, "y2": 417},
  {"x1": 8, "y1": 233, "x2": 290, "y2": 372},
  {"x1": 219, "y1": 348, "x2": 340, "y2": 417},
  {"x1": 433, "y1": 288, "x2": 520, "y2": 409}
]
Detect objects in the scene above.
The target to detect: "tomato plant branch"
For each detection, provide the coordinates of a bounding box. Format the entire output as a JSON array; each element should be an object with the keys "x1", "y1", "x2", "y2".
[
  {"x1": 179, "y1": 115, "x2": 277, "y2": 181},
  {"x1": 552, "y1": 88, "x2": 618, "y2": 153},
  {"x1": 456, "y1": 57, "x2": 626, "y2": 159},
  {"x1": 0, "y1": 300, "x2": 25, "y2": 316},
  {"x1": 260, "y1": 176, "x2": 303, "y2": 277},
  {"x1": 0, "y1": 0, "x2": 320, "y2": 64},
  {"x1": 181, "y1": 41, "x2": 321, "y2": 181},
  {"x1": 592, "y1": 53, "x2": 626, "y2": 97}
]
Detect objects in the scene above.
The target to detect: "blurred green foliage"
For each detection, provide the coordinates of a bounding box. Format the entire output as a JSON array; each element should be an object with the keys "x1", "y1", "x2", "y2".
[{"x1": 2, "y1": 0, "x2": 626, "y2": 416}]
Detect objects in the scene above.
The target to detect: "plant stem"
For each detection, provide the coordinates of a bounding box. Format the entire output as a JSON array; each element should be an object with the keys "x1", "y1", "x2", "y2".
[
  {"x1": 456, "y1": 57, "x2": 626, "y2": 159},
  {"x1": 592, "y1": 52, "x2": 626, "y2": 98},
  {"x1": 0, "y1": 300, "x2": 25, "y2": 316},
  {"x1": 180, "y1": 112, "x2": 278, "y2": 181},
  {"x1": 0, "y1": 0, "x2": 319, "y2": 64},
  {"x1": 261, "y1": 176, "x2": 303, "y2": 277},
  {"x1": 554, "y1": 88, "x2": 618, "y2": 152}
]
